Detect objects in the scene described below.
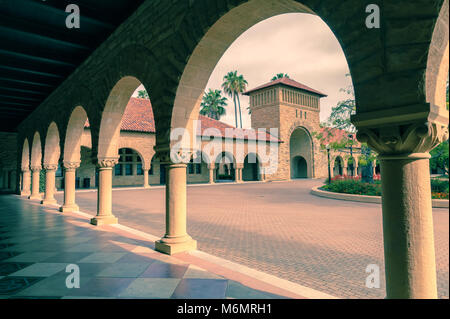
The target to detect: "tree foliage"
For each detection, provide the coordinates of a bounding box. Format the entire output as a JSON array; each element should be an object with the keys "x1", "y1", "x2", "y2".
[
  {"x1": 271, "y1": 73, "x2": 290, "y2": 81},
  {"x1": 222, "y1": 71, "x2": 248, "y2": 128},
  {"x1": 137, "y1": 90, "x2": 149, "y2": 99},
  {"x1": 200, "y1": 89, "x2": 227, "y2": 120}
]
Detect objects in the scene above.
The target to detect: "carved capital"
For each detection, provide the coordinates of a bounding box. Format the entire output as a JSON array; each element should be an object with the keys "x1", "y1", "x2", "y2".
[
  {"x1": 63, "y1": 161, "x2": 80, "y2": 170},
  {"x1": 21, "y1": 166, "x2": 30, "y2": 172},
  {"x1": 98, "y1": 157, "x2": 119, "y2": 168},
  {"x1": 43, "y1": 164, "x2": 58, "y2": 171},
  {"x1": 30, "y1": 165, "x2": 42, "y2": 172},
  {"x1": 154, "y1": 145, "x2": 193, "y2": 164},
  {"x1": 356, "y1": 122, "x2": 449, "y2": 155}
]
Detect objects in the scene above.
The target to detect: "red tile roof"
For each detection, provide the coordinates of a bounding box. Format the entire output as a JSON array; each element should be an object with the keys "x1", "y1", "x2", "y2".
[
  {"x1": 243, "y1": 77, "x2": 327, "y2": 97},
  {"x1": 86, "y1": 98, "x2": 280, "y2": 142}
]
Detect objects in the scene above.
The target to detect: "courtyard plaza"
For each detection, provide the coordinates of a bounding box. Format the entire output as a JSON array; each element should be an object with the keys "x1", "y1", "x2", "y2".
[
  {"x1": 0, "y1": 192, "x2": 325, "y2": 299},
  {"x1": 38, "y1": 179, "x2": 449, "y2": 299}
]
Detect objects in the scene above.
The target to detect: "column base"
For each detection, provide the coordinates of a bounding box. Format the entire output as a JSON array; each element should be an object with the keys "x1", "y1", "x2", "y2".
[
  {"x1": 143, "y1": 185, "x2": 151, "y2": 189},
  {"x1": 59, "y1": 204, "x2": 79, "y2": 213},
  {"x1": 41, "y1": 199, "x2": 57, "y2": 205},
  {"x1": 90, "y1": 215, "x2": 118, "y2": 226},
  {"x1": 155, "y1": 237, "x2": 197, "y2": 255},
  {"x1": 28, "y1": 194, "x2": 42, "y2": 200},
  {"x1": 21, "y1": 191, "x2": 30, "y2": 197}
]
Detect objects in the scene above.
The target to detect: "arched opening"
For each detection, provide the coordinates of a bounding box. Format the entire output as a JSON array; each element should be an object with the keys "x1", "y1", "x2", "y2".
[
  {"x1": 243, "y1": 153, "x2": 260, "y2": 181},
  {"x1": 215, "y1": 152, "x2": 235, "y2": 182},
  {"x1": 97, "y1": 76, "x2": 144, "y2": 160},
  {"x1": 64, "y1": 106, "x2": 89, "y2": 164},
  {"x1": 30, "y1": 132, "x2": 42, "y2": 168},
  {"x1": 113, "y1": 148, "x2": 145, "y2": 187},
  {"x1": 44, "y1": 122, "x2": 61, "y2": 166},
  {"x1": 289, "y1": 127, "x2": 313, "y2": 179},
  {"x1": 187, "y1": 151, "x2": 210, "y2": 184},
  {"x1": 291, "y1": 156, "x2": 308, "y2": 179},
  {"x1": 333, "y1": 156, "x2": 344, "y2": 176}
]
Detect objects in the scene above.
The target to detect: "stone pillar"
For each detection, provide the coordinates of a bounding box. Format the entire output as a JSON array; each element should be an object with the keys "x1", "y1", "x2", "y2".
[
  {"x1": 155, "y1": 147, "x2": 197, "y2": 255},
  {"x1": 356, "y1": 122, "x2": 448, "y2": 299},
  {"x1": 143, "y1": 169, "x2": 151, "y2": 188},
  {"x1": 208, "y1": 164, "x2": 215, "y2": 184},
  {"x1": 59, "y1": 162, "x2": 80, "y2": 212},
  {"x1": 235, "y1": 164, "x2": 243, "y2": 183},
  {"x1": 41, "y1": 164, "x2": 58, "y2": 205},
  {"x1": 28, "y1": 166, "x2": 42, "y2": 200},
  {"x1": 21, "y1": 167, "x2": 31, "y2": 196},
  {"x1": 90, "y1": 158, "x2": 119, "y2": 225}
]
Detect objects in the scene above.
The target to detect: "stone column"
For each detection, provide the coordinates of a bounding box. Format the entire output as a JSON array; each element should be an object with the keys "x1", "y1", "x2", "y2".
[
  {"x1": 21, "y1": 167, "x2": 31, "y2": 196},
  {"x1": 59, "y1": 162, "x2": 80, "y2": 212},
  {"x1": 155, "y1": 147, "x2": 197, "y2": 255},
  {"x1": 143, "y1": 168, "x2": 151, "y2": 188},
  {"x1": 356, "y1": 122, "x2": 448, "y2": 299},
  {"x1": 41, "y1": 164, "x2": 58, "y2": 205},
  {"x1": 235, "y1": 164, "x2": 243, "y2": 183},
  {"x1": 208, "y1": 164, "x2": 215, "y2": 184},
  {"x1": 28, "y1": 165, "x2": 42, "y2": 200},
  {"x1": 90, "y1": 158, "x2": 119, "y2": 225}
]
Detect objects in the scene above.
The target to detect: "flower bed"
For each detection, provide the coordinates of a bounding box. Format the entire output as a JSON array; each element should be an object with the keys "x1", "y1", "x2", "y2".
[{"x1": 322, "y1": 177, "x2": 449, "y2": 199}]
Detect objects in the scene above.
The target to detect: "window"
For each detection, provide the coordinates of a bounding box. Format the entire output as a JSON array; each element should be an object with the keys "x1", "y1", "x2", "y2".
[
  {"x1": 149, "y1": 164, "x2": 154, "y2": 175},
  {"x1": 126, "y1": 156, "x2": 133, "y2": 162},
  {"x1": 125, "y1": 148, "x2": 133, "y2": 154},
  {"x1": 304, "y1": 112, "x2": 307, "y2": 120},
  {"x1": 195, "y1": 163, "x2": 202, "y2": 174},
  {"x1": 136, "y1": 163, "x2": 143, "y2": 175},
  {"x1": 115, "y1": 164, "x2": 123, "y2": 176},
  {"x1": 125, "y1": 164, "x2": 133, "y2": 176},
  {"x1": 188, "y1": 162, "x2": 195, "y2": 174}
]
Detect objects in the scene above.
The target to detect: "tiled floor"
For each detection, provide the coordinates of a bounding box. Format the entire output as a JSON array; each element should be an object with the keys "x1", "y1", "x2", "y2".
[
  {"x1": 0, "y1": 195, "x2": 302, "y2": 299},
  {"x1": 55, "y1": 180, "x2": 449, "y2": 299}
]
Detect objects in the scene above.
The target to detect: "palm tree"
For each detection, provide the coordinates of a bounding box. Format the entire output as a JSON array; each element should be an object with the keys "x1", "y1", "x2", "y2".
[
  {"x1": 271, "y1": 73, "x2": 290, "y2": 81},
  {"x1": 222, "y1": 71, "x2": 248, "y2": 128},
  {"x1": 137, "y1": 90, "x2": 149, "y2": 99},
  {"x1": 199, "y1": 89, "x2": 227, "y2": 120}
]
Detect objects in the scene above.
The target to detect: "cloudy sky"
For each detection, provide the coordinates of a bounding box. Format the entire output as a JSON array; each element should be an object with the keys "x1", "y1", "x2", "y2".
[{"x1": 136, "y1": 13, "x2": 352, "y2": 128}]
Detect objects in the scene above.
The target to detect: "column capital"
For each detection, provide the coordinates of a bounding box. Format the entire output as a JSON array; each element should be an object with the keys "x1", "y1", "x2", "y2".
[
  {"x1": 236, "y1": 163, "x2": 244, "y2": 169},
  {"x1": 43, "y1": 163, "x2": 58, "y2": 171},
  {"x1": 63, "y1": 161, "x2": 80, "y2": 170},
  {"x1": 21, "y1": 166, "x2": 30, "y2": 172},
  {"x1": 30, "y1": 165, "x2": 42, "y2": 171},
  {"x1": 154, "y1": 144, "x2": 193, "y2": 164},
  {"x1": 207, "y1": 163, "x2": 215, "y2": 169},
  {"x1": 97, "y1": 157, "x2": 119, "y2": 168},
  {"x1": 356, "y1": 121, "x2": 449, "y2": 156}
]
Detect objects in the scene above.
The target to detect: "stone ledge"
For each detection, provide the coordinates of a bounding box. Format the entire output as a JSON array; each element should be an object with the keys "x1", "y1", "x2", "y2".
[{"x1": 311, "y1": 186, "x2": 449, "y2": 209}]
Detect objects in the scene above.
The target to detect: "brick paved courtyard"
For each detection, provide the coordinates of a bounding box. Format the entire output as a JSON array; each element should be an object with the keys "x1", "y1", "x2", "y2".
[{"x1": 55, "y1": 180, "x2": 449, "y2": 299}]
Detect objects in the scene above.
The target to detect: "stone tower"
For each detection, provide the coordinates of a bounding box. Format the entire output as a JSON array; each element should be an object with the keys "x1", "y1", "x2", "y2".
[{"x1": 244, "y1": 77, "x2": 328, "y2": 180}]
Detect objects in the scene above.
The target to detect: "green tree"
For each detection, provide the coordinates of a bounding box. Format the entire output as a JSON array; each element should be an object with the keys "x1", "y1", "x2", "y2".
[
  {"x1": 430, "y1": 140, "x2": 449, "y2": 175},
  {"x1": 313, "y1": 75, "x2": 376, "y2": 182},
  {"x1": 222, "y1": 71, "x2": 248, "y2": 128},
  {"x1": 271, "y1": 73, "x2": 290, "y2": 81},
  {"x1": 199, "y1": 89, "x2": 227, "y2": 120},
  {"x1": 137, "y1": 90, "x2": 149, "y2": 99}
]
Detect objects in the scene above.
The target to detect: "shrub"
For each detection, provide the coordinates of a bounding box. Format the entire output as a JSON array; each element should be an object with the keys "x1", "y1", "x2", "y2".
[
  {"x1": 431, "y1": 178, "x2": 449, "y2": 194},
  {"x1": 322, "y1": 178, "x2": 449, "y2": 199},
  {"x1": 322, "y1": 180, "x2": 382, "y2": 196}
]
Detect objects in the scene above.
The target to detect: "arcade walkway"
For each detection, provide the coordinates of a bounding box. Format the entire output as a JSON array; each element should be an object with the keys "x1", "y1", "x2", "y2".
[
  {"x1": 0, "y1": 194, "x2": 328, "y2": 299},
  {"x1": 55, "y1": 180, "x2": 449, "y2": 299}
]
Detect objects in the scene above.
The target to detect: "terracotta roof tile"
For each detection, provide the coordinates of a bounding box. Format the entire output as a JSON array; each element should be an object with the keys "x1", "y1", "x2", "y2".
[
  {"x1": 243, "y1": 77, "x2": 327, "y2": 97},
  {"x1": 86, "y1": 98, "x2": 280, "y2": 142}
]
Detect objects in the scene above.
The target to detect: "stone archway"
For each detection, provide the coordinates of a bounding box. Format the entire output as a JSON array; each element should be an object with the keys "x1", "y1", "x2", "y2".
[
  {"x1": 292, "y1": 156, "x2": 308, "y2": 179},
  {"x1": 333, "y1": 156, "x2": 344, "y2": 176},
  {"x1": 289, "y1": 127, "x2": 313, "y2": 179},
  {"x1": 243, "y1": 153, "x2": 260, "y2": 181}
]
